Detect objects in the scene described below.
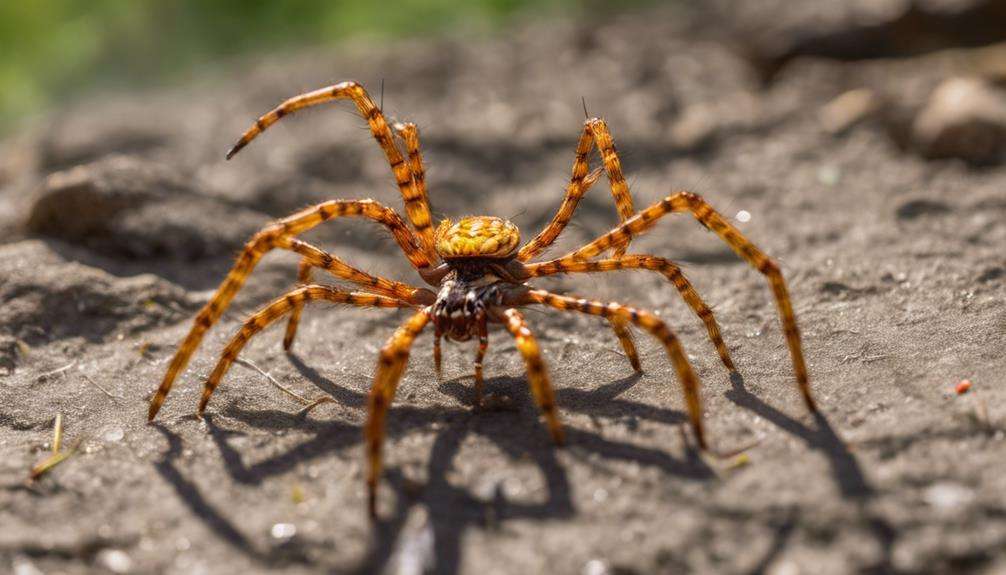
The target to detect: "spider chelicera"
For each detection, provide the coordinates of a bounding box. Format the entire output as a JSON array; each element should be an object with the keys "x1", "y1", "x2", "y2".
[{"x1": 147, "y1": 81, "x2": 817, "y2": 517}]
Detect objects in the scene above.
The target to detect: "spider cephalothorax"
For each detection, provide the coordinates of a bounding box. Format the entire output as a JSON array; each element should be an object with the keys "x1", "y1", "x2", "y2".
[
  {"x1": 147, "y1": 81, "x2": 818, "y2": 518},
  {"x1": 432, "y1": 263, "x2": 505, "y2": 342}
]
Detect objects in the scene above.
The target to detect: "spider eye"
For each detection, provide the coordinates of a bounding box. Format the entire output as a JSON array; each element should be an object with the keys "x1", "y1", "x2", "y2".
[{"x1": 435, "y1": 216, "x2": 520, "y2": 259}]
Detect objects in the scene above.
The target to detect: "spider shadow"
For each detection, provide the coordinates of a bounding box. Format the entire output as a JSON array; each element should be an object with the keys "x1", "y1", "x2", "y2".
[
  {"x1": 150, "y1": 423, "x2": 319, "y2": 568},
  {"x1": 724, "y1": 371, "x2": 898, "y2": 573},
  {"x1": 725, "y1": 372, "x2": 869, "y2": 498},
  {"x1": 360, "y1": 372, "x2": 712, "y2": 575},
  {"x1": 175, "y1": 355, "x2": 712, "y2": 574}
]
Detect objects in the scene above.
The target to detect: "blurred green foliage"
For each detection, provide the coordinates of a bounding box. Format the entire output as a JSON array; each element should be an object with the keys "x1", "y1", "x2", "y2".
[{"x1": 0, "y1": 0, "x2": 653, "y2": 132}]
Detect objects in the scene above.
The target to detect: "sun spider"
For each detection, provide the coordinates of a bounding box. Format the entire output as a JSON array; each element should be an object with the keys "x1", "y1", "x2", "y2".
[{"x1": 147, "y1": 81, "x2": 817, "y2": 517}]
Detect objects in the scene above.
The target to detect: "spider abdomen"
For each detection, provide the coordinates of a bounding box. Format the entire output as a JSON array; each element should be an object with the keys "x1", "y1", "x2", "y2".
[{"x1": 435, "y1": 216, "x2": 520, "y2": 259}]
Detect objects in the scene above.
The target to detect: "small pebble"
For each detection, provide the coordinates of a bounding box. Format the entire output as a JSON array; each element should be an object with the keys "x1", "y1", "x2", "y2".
[
  {"x1": 270, "y1": 522, "x2": 297, "y2": 541},
  {"x1": 913, "y1": 77, "x2": 1006, "y2": 165},
  {"x1": 820, "y1": 88, "x2": 879, "y2": 134},
  {"x1": 102, "y1": 426, "x2": 125, "y2": 442},
  {"x1": 583, "y1": 559, "x2": 610, "y2": 575},
  {"x1": 817, "y1": 165, "x2": 841, "y2": 186},
  {"x1": 13, "y1": 557, "x2": 44, "y2": 575},
  {"x1": 924, "y1": 482, "x2": 974, "y2": 511},
  {"x1": 955, "y1": 379, "x2": 972, "y2": 394},
  {"x1": 97, "y1": 549, "x2": 133, "y2": 573}
]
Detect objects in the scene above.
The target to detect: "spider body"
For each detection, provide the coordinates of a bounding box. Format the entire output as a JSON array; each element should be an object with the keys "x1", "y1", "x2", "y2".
[
  {"x1": 147, "y1": 81, "x2": 818, "y2": 518},
  {"x1": 431, "y1": 266, "x2": 506, "y2": 342},
  {"x1": 435, "y1": 216, "x2": 521, "y2": 259}
]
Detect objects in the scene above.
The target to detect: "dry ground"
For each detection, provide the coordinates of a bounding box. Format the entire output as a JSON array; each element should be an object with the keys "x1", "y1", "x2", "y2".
[{"x1": 2, "y1": 4, "x2": 1005, "y2": 574}]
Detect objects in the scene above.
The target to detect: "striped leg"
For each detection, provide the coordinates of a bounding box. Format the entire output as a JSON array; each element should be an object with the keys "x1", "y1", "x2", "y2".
[
  {"x1": 199, "y1": 286, "x2": 410, "y2": 415},
  {"x1": 608, "y1": 316, "x2": 642, "y2": 372},
  {"x1": 500, "y1": 309, "x2": 564, "y2": 444},
  {"x1": 282, "y1": 239, "x2": 437, "y2": 351},
  {"x1": 282, "y1": 258, "x2": 313, "y2": 351},
  {"x1": 559, "y1": 192, "x2": 815, "y2": 413},
  {"x1": 148, "y1": 199, "x2": 432, "y2": 421},
  {"x1": 518, "y1": 118, "x2": 636, "y2": 261},
  {"x1": 433, "y1": 330, "x2": 443, "y2": 379},
  {"x1": 526, "y1": 255, "x2": 734, "y2": 372},
  {"x1": 473, "y1": 314, "x2": 489, "y2": 406},
  {"x1": 524, "y1": 289, "x2": 706, "y2": 449},
  {"x1": 226, "y1": 81, "x2": 438, "y2": 261},
  {"x1": 366, "y1": 309, "x2": 431, "y2": 517},
  {"x1": 393, "y1": 121, "x2": 430, "y2": 222}
]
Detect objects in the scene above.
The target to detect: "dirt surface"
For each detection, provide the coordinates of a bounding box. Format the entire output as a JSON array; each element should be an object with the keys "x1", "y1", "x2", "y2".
[{"x1": 2, "y1": 4, "x2": 1006, "y2": 574}]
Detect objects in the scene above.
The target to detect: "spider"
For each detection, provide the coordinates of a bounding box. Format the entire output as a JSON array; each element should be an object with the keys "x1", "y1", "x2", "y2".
[{"x1": 146, "y1": 81, "x2": 817, "y2": 517}]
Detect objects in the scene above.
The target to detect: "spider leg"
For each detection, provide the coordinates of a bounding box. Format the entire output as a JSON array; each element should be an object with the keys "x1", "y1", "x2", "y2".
[
  {"x1": 283, "y1": 258, "x2": 313, "y2": 351},
  {"x1": 433, "y1": 329, "x2": 443, "y2": 379},
  {"x1": 521, "y1": 289, "x2": 705, "y2": 449},
  {"x1": 283, "y1": 239, "x2": 438, "y2": 351},
  {"x1": 608, "y1": 315, "x2": 642, "y2": 372},
  {"x1": 148, "y1": 199, "x2": 433, "y2": 421},
  {"x1": 526, "y1": 255, "x2": 734, "y2": 372},
  {"x1": 498, "y1": 308, "x2": 564, "y2": 444},
  {"x1": 560, "y1": 192, "x2": 815, "y2": 412},
  {"x1": 473, "y1": 313, "x2": 489, "y2": 407},
  {"x1": 199, "y1": 286, "x2": 410, "y2": 415},
  {"x1": 227, "y1": 81, "x2": 438, "y2": 261},
  {"x1": 366, "y1": 308, "x2": 431, "y2": 517},
  {"x1": 518, "y1": 118, "x2": 636, "y2": 261},
  {"x1": 392, "y1": 121, "x2": 430, "y2": 222}
]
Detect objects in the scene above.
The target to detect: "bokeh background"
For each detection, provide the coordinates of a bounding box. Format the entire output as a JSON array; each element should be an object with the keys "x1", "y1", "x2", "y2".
[
  {"x1": 0, "y1": 0, "x2": 656, "y2": 132},
  {"x1": 2, "y1": 2, "x2": 1005, "y2": 574}
]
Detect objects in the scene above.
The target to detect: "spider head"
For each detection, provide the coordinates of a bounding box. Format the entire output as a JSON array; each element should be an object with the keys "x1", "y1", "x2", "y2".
[{"x1": 435, "y1": 216, "x2": 520, "y2": 260}]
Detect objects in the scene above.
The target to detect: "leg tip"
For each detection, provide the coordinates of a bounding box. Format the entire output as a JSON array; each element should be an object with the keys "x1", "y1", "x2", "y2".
[
  {"x1": 551, "y1": 427, "x2": 566, "y2": 446},
  {"x1": 693, "y1": 425, "x2": 708, "y2": 451},
  {"x1": 225, "y1": 140, "x2": 247, "y2": 160},
  {"x1": 804, "y1": 394, "x2": 819, "y2": 414}
]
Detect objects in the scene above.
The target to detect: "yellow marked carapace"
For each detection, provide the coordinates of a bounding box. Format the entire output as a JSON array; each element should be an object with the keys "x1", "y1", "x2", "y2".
[{"x1": 435, "y1": 216, "x2": 521, "y2": 259}]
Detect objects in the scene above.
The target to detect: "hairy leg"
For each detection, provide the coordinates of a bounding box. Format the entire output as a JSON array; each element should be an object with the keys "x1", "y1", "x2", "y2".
[
  {"x1": 365, "y1": 308, "x2": 431, "y2": 517},
  {"x1": 608, "y1": 315, "x2": 642, "y2": 372},
  {"x1": 199, "y1": 285, "x2": 410, "y2": 414},
  {"x1": 473, "y1": 314, "x2": 489, "y2": 406},
  {"x1": 282, "y1": 258, "x2": 314, "y2": 351},
  {"x1": 392, "y1": 121, "x2": 431, "y2": 244},
  {"x1": 526, "y1": 254, "x2": 733, "y2": 371},
  {"x1": 148, "y1": 199, "x2": 432, "y2": 421},
  {"x1": 226, "y1": 81, "x2": 438, "y2": 260},
  {"x1": 282, "y1": 240, "x2": 437, "y2": 351},
  {"x1": 557, "y1": 192, "x2": 815, "y2": 412},
  {"x1": 518, "y1": 118, "x2": 636, "y2": 261},
  {"x1": 499, "y1": 308, "x2": 564, "y2": 444},
  {"x1": 433, "y1": 330, "x2": 443, "y2": 379},
  {"x1": 523, "y1": 289, "x2": 705, "y2": 449}
]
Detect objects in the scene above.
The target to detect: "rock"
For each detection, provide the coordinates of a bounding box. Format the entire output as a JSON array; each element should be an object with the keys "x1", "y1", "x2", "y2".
[
  {"x1": 670, "y1": 105, "x2": 719, "y2": 150},
  {"x1": 820, "y1": 88, "x2": 881, "y2": 134},
  {"x1": 26, "y1": 155, "x2": 267, "y2": 260},
  {"x1": 912, "y1": 77, "x2": 1006, "y2": 164},
  {"x1": 37, "y1": 97, "x2": 175, "y2": 172},
  {"x1": 715, "y1": 0, "x2": 1006, "y2": 79},
  {"x1": 0, "y1": 241, "x2": 194, "y2": 345}
]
